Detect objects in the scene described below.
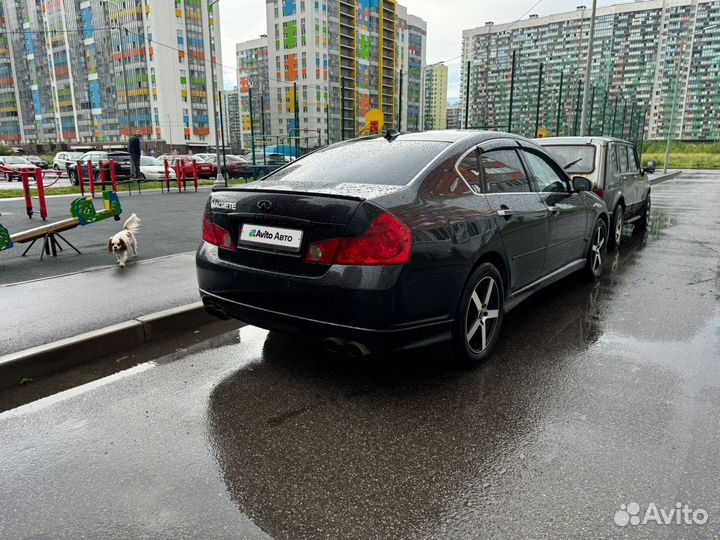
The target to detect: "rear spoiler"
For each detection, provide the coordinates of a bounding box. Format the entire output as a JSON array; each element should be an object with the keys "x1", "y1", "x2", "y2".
[{"x1": 212, "y1": 187, "x2": 365, "y2": 203}]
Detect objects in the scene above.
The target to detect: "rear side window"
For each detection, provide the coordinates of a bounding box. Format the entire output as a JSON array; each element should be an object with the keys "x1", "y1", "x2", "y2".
[
  {"x1": 625, "y1": 146, "x2": 639, "y2": 173},
  {"x1": 456, "y1": 148, "x2": 481, "y2": 193},
  {"x1": 617, "y1": 144, "x2": 629, "y2": 172},
  {"x1": 266, "y1": 139, "x2": 450, "y2": 186},
  {"x1": 480, "y1": 149, "x2": 530, "y2": 193},
  {"x1": 608, "y1": 145, "x2": 620, "y2": 174}
]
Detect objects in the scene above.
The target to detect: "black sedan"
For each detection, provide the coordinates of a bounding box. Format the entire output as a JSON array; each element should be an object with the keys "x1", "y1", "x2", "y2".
[
  {"x1": 24, "y1": 155, "x2": 48, "y2": 169},
  {"x1": 197, "y1": 130, "x2": 609, "y2": 364},
  {"x1": 67, "y1": 151, "x2": 132, "y2": 185}
]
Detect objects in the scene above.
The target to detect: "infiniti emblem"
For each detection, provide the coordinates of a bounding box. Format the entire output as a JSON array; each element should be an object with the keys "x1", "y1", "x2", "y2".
[{"x1": 257, "y1": 200, "x2": 273, "y2": 211}]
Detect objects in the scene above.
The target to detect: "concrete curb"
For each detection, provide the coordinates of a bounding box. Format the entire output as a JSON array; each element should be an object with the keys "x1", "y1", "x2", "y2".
[
  {"x1": 0, "y1": 302, "x2": 217, "y2": 389},
  {"x1": 650, "y1": 170, "x2": 682, "y2": 186}
]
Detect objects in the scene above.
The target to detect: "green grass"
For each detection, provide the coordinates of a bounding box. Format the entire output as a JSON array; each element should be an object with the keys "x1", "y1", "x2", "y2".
[
  {"x1": 0, "y1": 180, "x2": 215, "y2": 199},
  {"x1": 640, "y1": 141, "x2": 720, "y2": 169},
  {"x1": 642, "y1": 152, "x2": 720, "y2": 170},
  {"x1": 642, "y1": 141, "x2": 720, "y2": 154}
]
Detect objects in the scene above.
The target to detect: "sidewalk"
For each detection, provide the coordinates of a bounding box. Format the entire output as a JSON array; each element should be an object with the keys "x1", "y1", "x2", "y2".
[
  {"x1": 2, "y1": 252, "x2": 199, "y2": 355},
  {"x1": 648, "y1": 169, "x2": 682, "y2": 185}
]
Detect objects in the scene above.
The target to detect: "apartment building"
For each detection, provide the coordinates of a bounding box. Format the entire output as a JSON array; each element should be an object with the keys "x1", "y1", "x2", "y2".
[
  {"x1": 263, "y1": 0, "x2": 426, "y2": 146},
  {"x1": 0, "y1": 0, "x2": 223, "y2": 149},
  {"x1": 446, "y1": 102, "x2": 460, "y2": 129},
  {"x1": 396, "y1": 6, "x2": 427, "y2": 132},
  {"x1": 461, "y1": 0, "x2": 720, "y2": 141},
  {"x1": 237, "y1": 35, "x2": 271, "y2": 149},
  {"x1": 423, "y1": 62, "x2": 447, "y2": 130},
  {"x1": 223, "y1": 88, "x2": 241, "y2": 152}
]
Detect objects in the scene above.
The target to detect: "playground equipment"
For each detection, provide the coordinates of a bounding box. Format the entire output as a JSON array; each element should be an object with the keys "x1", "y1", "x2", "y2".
[
  {"x1": 0, "y1": 191, "x2": 122, "y2": 259},
  {"x1": 161, "y1": 158, "x2": 199, "y2": 193}
]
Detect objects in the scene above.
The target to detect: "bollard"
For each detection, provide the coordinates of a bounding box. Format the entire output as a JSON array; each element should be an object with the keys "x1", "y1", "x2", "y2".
[
  {"x1": 76, "y1": 160, "x2": 84, "y2": 196},
  {"x1": 35, "y1": 168, "x2": 47, "y2": 221},
  {"x1": 164, "y1": 159, "x2": 171, "y2": 192},
  {"x1": 110, "y1": 160, "x2": 118, "y2": 192},
  {"x1": 99, "y1": 160, "x2": 107, "y2": 192},
  {"x1": 21, "y1": 170, "x2": 33, "y2": 218},
  {"x1": 87, "y1": 160, "x2": 95, "y2": 198},
  {"x1": 192, "y1": 160, "x2": 199, "y2": 192},
  {"x1": 175, "y1": 161, "x2": 183, "y2": 192}
]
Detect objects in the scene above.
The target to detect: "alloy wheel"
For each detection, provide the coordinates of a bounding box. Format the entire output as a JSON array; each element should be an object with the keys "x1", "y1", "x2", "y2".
[
  {"x1": 466, "y1": 276, "x2": 500, "y2": 353},
  {"x1": 591, "y1": 225, "x2": 605, "y2": 274},
  {"x1": 614, "y1": 212, "x2": 623, "y2": 245}
]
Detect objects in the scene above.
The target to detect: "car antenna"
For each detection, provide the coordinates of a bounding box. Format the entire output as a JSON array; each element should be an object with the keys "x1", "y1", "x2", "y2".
[{"x1": 384, "y1": 129, "x2": 400, "y2": 141}]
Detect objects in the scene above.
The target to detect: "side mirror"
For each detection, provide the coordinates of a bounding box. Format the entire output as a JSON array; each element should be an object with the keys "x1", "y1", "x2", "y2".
[
  {"x1": 643, "y1": 160, "x2": 656, "y2": 174},
  {"x1": 572, "y1": 176, "x2": 593, "y2": 192}
]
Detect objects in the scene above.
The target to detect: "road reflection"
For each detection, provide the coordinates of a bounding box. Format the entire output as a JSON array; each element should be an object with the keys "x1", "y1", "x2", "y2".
[{"x1": 206, "y1": 221, "x2": 663, "y2": 539}]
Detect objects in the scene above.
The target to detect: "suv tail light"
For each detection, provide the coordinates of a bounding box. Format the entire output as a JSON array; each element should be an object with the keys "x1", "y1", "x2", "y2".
[
  {"x1": 305, "y1": 212, "x2": 413, "y2": 266},
  {"x1": 202, "y1": 215, "x2": 235, "y2": 250},
  {"x1": 592, "y1": 187, "x2": 604, "y2": 198}
]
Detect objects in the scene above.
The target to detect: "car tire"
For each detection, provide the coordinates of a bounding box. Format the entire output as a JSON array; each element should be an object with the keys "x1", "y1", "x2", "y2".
[
  {"x1": 53, "y1": 164, "x2": 60, "y2": 170},
  {"x1": 451, "y1": 262, "x2": 505, "y2": 367},
  {"x1": 139, "y1": 173, "x2": 146, "y2": 181},
  {"x1": 608, "y1": 204, "x2": 624, "y2": 250},
  {"x1": 584, "y1": 218, "x2": 608, "y2": 281},
  {"x1": 69, "y1": 171, "x2": 78, "y2": 186},
  {"x1": 637, "y1": 193, "x2": 651, "y2": 230}
]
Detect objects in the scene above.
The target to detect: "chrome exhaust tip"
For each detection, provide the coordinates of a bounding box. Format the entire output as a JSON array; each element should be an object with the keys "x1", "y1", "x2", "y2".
[
  {"x1": 323, "y1": 337, "x2": 345, "y2": 354},
  {"x1": 204, "y1": 303, "x2": 230, "y2": 320},
  {"x1": 345, "y1": 341, "x2": 371, "y2": 358}
]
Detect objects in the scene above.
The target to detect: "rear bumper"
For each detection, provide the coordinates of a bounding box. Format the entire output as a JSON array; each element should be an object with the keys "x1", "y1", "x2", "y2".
[{"x1": 196, "y1": 243, "x2": 452, "y2": 351}]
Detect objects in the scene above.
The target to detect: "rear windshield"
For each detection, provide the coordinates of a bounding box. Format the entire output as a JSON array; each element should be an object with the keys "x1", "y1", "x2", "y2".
[
  {"x1": 266, "y1": 139, "x2": 450, "y2": 185},
  {"x1": 108, "y1": 153, "x2": 130, "y2": 163},
  {"x1": 542, "y1": 145, "x2": 597, "y2": 174}
]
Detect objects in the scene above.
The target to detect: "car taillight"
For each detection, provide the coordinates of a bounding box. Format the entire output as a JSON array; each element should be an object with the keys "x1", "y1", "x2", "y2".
[
  {"x1": 305, "y1": 212, "x2": 412, "y2": 266},
  {"x1": 592, "y1": 188, "x2": 604, "y2": 197},
  {"x1": 202, "y1": 215, "x2": 235, "y2": 250}
]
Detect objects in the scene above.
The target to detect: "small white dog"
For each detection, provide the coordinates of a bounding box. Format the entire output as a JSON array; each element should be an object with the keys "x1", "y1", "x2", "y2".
[{"x1": 108, "y1": 213, "x2": 141, "y2": 268}]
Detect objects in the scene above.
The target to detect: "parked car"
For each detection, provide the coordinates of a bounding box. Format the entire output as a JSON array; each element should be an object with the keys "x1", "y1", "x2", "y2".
[
  {"x1": 167, "y1": 155, "x2": 218, "y2": 179},
  {"x1": 202, "y1": 154, "x2": 249, "y2": 177},
  {"x1": 237, "y1": 152, "x2": 293, "y2": 178},
  {"x1": 139, "y1": 156, "x2": 176, "y2": 181},
  {"x1": 537, "y1": 137, "x2": 652, "y2": 249},
  {"x1": 198, "y1": 130, "x2": 609, "y2": 364},
  {"x1": 67, "y1": 151, "x2": 132, "y2": 185},
  {"x1": 0, "y1": 156, "x2": 37, "y2": 181},
  {"x1": 24, "y1": 155, "x2": 48, "y2": 169},
  {"x1": 53, "y1": 151, "x2": 84, "y2": 171}
]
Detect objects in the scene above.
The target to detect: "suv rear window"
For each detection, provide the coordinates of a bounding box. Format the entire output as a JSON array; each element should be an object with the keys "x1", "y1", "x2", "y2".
[
  {"x1": 267, "y1": 139, "x2": 450, "y2": 186},
  {"x1": 542, "y1": 145, "x2": 596, "y2": 174},
  {"x1": 108, "y1": 153, "x2": 130, "y2": 163}
]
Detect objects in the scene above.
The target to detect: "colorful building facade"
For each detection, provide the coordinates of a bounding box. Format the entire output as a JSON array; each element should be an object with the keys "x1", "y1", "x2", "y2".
[
  {"x1": 263, "y1": 0, "x2": 426, "y2": 146},
  {"x1": 237, "y1": 35, "x2": 270, "y2": 149},
  {"x1": 0, "y1": 0, "x2": 223, "y2": 149}
]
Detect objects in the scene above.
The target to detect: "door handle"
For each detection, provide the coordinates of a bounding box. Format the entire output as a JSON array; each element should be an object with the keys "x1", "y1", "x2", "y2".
[
  {"x1": 497, "y1": 205, "x2": 513, "y2": 219},
  {"x1": 547, "y1": 205, "x2": 560, "y2": 215}
]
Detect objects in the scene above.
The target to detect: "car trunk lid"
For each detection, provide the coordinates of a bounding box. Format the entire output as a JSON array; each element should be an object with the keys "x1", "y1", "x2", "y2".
[{"x1": 208, "y1": 187, "x2": 374, "y2": 276}]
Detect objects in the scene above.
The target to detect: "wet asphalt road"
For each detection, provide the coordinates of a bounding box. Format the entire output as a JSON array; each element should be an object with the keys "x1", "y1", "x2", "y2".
[{"x1": 1, "y1": 171, "x2": 719, "y2": 539}]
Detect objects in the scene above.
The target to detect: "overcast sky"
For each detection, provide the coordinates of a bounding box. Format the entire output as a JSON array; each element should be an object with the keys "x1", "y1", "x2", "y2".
[{"x1": 221, "y1": 0, "x2": 631, "y2": 99}]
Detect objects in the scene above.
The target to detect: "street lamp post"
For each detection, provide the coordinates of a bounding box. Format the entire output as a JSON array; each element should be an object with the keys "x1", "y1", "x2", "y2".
[
  {"x1": 662, "y1": 24, "x2": 717, "y2": 172},
  {"x1": 207, "y1": 0, "x2": 224, "y2": 186},
  {"x1": 101, "y1": 0, "x2": 131, "y2": 141}
]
